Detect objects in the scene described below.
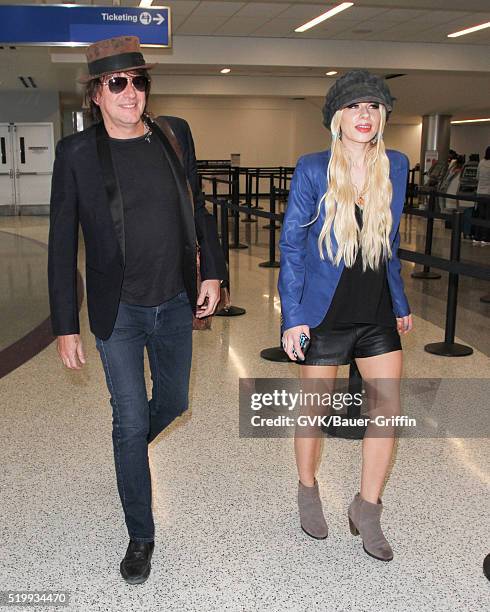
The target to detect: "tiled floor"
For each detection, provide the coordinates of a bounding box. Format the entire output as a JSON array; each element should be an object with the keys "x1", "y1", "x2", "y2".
[
  {"x1": 0, "y1": 230, "x2": 50, "y2": 352},
  {"x1": 0, "y1": 214, "x2": 488, "y2": 611}
]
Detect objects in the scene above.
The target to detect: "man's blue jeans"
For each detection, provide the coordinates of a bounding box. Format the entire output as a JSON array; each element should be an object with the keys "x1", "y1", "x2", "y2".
[{"x1": 95, "y1": 291, "x2": 193, "y2": 542}]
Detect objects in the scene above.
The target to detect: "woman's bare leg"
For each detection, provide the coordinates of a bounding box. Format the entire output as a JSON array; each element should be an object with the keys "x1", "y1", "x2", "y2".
[
  {"x1": 354, "y1": 350, "x2": 402, "y2": 503},
  {"x1": 296, "y1": 364, "x2": 338, "y2": 486}
]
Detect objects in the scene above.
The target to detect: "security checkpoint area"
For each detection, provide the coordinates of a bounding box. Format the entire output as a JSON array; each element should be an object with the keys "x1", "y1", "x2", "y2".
[{"x1": 0, "y1": 1, "x2": 489, "y2": 610}]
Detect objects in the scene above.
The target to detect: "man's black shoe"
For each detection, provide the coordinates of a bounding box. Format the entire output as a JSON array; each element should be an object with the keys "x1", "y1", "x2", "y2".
[{"x1": 120, "y1": 540, "x2": 154, "y2": 585}]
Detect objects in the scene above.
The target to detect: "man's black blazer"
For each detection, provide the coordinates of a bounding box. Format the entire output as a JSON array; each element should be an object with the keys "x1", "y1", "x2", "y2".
[{"x1": 48, "y1": 115, "x2": 227, "y2": 340}]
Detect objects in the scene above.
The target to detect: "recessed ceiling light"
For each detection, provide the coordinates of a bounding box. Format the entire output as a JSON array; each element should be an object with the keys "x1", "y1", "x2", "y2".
[
  {"x1": 448, "y1": 21, "x2": 490, "y2": 38},
  {"x1": 295, "y1": 2, "x2": 354, "y2": 33},
  {"x1": 451, "y1": 118, "x2": 490, "y2": 124},
  {"x1": 221, "y1": 68, "x2": 231, "y2": 74},
  {"x1": 139, "y1": 0, "x2": 153, "y2": 7},
  {"x1": 326, "y1": 71, "x2": 338, "y2": 76}
]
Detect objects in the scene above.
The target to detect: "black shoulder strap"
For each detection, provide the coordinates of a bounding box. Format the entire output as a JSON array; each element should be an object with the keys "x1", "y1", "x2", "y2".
[{"x1": 152, "y1": 117, "x2": 185, "y2": 166}]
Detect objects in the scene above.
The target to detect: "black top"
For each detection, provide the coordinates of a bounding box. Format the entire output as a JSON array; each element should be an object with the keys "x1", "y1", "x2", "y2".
[
  {"x1": 318, "y1": 205, "x2": 396, "y2": 329},
  {"x1": 110, "y1": 132, "x2": 185, "y2": 306}
]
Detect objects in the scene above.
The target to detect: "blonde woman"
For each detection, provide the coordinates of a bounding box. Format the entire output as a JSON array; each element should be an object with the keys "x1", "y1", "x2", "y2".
[{"x1": 278, "y1": 70, "x2": 413, "y2": 561}]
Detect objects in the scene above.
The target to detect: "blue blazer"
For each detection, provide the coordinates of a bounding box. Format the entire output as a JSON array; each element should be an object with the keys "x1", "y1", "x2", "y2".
[{"x1": 278, "y1": 149, "x2": 411, "y2": 331}]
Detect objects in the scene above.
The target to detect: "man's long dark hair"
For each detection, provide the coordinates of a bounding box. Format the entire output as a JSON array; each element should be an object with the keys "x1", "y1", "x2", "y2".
[{"x1": 84, "y1": 69, "x2": 152, "y2": 123}]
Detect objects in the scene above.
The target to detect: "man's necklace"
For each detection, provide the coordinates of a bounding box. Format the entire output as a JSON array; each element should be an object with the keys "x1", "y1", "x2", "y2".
[{"x1": 143, "y1": 119, "x2": 152, "y2": 143}]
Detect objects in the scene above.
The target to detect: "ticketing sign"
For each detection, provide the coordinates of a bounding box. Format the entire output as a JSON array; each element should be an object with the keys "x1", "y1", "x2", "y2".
[{"x1": 0, "y1": 5, "x2": 171, "y2": 47}]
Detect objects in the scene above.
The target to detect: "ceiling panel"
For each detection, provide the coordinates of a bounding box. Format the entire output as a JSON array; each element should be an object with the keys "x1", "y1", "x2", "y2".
[
  {"x1": 347, "y1": 0, "x2": 490, "y2": 9},
  {"x1": 213, "y1": 16, "x2": 265, "y2": 36},
  {"x1": 335, "y1": 6, "x2": 390, "y2": 20},
  {"x1": 373, "y1": 9, "x2": 429, "y2": 21},
  {"x1": 251, "y1": 17, "x2": 305, "y2": 37},
  {"x1": 157, "y1": 1, "x2": 200, "y2": 17},
  {"x1": 277, "y1": 4, "x2": 337, "y2": 20},
  {"x1": 2, "y1": 0, "x2": 490, "y2": 10},
  {"x1": 298, "y1": 20, "x2": 363, "y2": 38},
  {"x1": 234, "y1": 3, "x2": 290, "y2": 19},
  {"x1": 170, "y1": 15, "x2": 191, "y2": 30},
  {"x1": 444, "y1": 15, "x2": 490, "y2": 34},
  {"x1": 190, "y1": 1, "x2": 246, "y2": 18},
  {"x1": 176, "y1": 16, "x2": 229, "y2": 35},
  {"x1": 365, "y1": 31, "x2": 445, "y2": 43},
  {"x1": 406, "y1": 11, "x2": 475, "y2": 26},
  {"x1": 369, "y1": 24, "x2": 435, "y2": 36},
  {"x1": 423, "y1": 22, "x2": 490, "y2": 40},
  {"x1": 348, "y1": 21, "x2": 405, "y2": 34},
  {"x1": 394, "y1": 30, "x2": 460, "y2": 43}
]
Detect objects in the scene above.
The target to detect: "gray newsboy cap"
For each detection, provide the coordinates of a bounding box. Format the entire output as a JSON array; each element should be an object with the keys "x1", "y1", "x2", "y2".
[{"x1": 322, "y1": 69, "x2": 394, "y2": 130}]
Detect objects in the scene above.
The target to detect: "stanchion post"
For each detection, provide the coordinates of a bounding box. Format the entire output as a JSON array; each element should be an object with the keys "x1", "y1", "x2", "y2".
[
  {"x1": 220, "y1": 196, "x2": 230, "y2": 267},
  {"x1": 263, "y1": 175, "x2": 276, "y2": 230},
  {"x1": 212, "y1": 177, "x2": 218, "y2": 222},
  {"x1": 230, "y1": 167, "x2": 247, "y2": 250},
  {"x1": 445, "y1": 209, "x2": 461, "y2": 343},
  {"x1": 215, "y1": 196, "x2": 247, "y2": 319},
  {"x1": 259, "y1": 186, "x2": 280, "y2": 269},
  {"x1": 425, "y1": 210, "x2": 473, "y2": 357},
  {"x1": 412, "y1": 190, "x2": 441, "y2": 280},
  {"x1": 242, "y1": 169, "x2": 256, "y2": 223},
  {"x1": 409, "y1": 168, "x2": 416, "y2": 207},
  {"x1": 255, "y1": 168, "x2": 260, "y2": 209}
]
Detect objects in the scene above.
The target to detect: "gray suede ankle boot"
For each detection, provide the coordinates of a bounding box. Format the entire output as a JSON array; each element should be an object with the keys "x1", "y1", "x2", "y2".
[
  {"x1": 298, "y1": 479, "x2": 328, "y2": 540},
  {"x1": 348, "y1": 492, "x2": 393, "y2": 561}
]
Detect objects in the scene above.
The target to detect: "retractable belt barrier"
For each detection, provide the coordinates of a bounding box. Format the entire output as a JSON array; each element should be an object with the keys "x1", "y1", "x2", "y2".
[
  {"x1": 204, "y1": 181, "x2": 488, "y2": 361},
  {"x1": 403, "y1": 188, "x2": 490, "y2": 357},
  {"x1": 201, "y1": 171, "x2": 488, "y2": 440}
]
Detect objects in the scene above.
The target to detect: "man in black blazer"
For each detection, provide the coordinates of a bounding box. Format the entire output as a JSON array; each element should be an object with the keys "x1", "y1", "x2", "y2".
[{"x1": 48, "y1": 36, "x2": 226, "y2": 584}]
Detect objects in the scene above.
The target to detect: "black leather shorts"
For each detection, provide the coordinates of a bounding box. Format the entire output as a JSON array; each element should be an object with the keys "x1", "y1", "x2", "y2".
[{"x1": 301, "y1": 322, "x2": 402, "y2": 366}]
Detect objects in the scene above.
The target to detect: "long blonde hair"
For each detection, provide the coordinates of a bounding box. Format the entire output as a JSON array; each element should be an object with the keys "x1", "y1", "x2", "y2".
[{"x1": 314, "y1": 105, "x2": 393, "y2": 271}]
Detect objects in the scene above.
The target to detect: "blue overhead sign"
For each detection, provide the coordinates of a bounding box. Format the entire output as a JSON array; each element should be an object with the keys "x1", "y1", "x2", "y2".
[{"x1": 0, "y1": 5, "x2": 171, "y2": 47}]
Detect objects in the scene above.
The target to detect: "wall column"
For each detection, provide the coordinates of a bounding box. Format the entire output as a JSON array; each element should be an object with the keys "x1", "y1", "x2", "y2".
[{"x1": 420, "y1": 113, "x2": 452, "y2": 178}]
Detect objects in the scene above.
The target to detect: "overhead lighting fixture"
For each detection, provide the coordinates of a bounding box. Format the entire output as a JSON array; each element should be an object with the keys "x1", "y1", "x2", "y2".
[
  {"x1": 326, "y1": 71, "x2": 338, "y2": 76},
  {"x1": 448, "y1": 21, "x2": 490, "y2": 38},
  {"x1": 451, "y1": 118, "x2": 490, "y2": 124},
  {"x1": 139, "y1": 0, "x2": 154, "y2": 7},
  {"x1": 295, "y1": 2, "x2": 354, "y2": 33},
  {"x1": 220, "y1": 68, "x2": 231, "y2": 74}
]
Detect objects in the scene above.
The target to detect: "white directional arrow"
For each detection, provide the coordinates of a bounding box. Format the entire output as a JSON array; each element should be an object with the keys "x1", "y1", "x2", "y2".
[{"x1": 153, "y1": 14, "x2": 164, "y2": 25}]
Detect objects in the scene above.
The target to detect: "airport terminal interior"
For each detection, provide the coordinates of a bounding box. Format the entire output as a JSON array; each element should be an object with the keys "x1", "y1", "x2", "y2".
[{"x1": 0, "y1": 1, "x2": 489, "y2": 610}]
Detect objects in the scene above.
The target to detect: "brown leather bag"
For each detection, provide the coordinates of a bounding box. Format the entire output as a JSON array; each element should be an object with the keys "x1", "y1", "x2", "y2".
[{"x1": 152, "y1": 116, "x2": 214, "y2": 330}]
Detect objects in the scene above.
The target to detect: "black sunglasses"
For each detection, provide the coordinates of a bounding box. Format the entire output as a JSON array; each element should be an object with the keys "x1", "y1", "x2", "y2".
[{"x1": 101, "y1": 75, "x2": 150, "y2": 95}]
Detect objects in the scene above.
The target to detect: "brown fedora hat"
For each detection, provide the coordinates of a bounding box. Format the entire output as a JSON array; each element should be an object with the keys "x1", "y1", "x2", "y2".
[{"x1": 78, "y1": 36, "x2": 155, "y2": 84}]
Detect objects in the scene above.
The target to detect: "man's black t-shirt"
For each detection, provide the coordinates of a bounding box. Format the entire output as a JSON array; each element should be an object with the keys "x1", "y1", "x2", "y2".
[
  {"x1": 318, "y1": 205, "x2": 396, "y2": 329},
  {"x1": 109, "y1": 132, "x2": 185, "y2": 307}
]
